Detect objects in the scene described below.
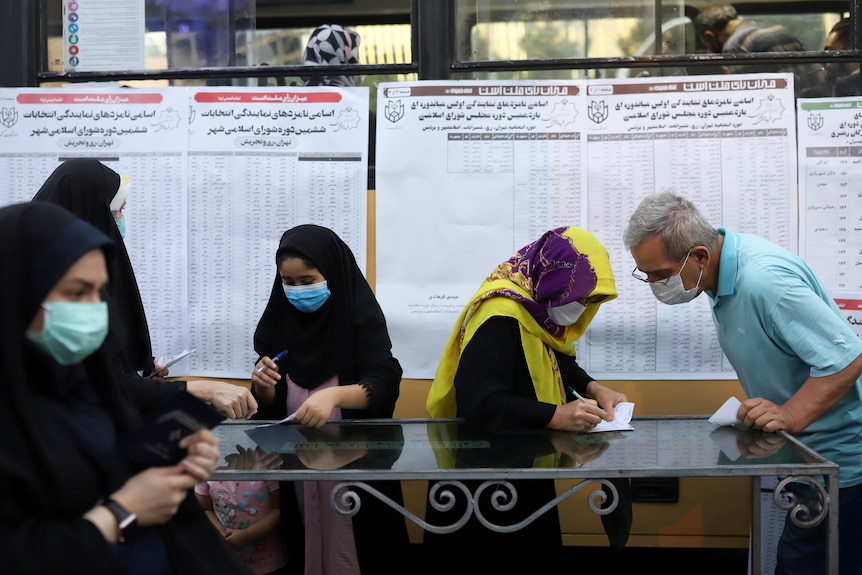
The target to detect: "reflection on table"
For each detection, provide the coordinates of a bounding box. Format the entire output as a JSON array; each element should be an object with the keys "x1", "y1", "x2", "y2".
[{"x1": 212, "y1": 417, "x2": 839, "y2": 575}]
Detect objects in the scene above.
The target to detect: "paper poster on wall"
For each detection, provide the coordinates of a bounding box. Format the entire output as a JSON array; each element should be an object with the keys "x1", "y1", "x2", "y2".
[
  {"x1": 376, "y1": 80, "x2": 591, "y2": 379},
  {"x1": 0, "y1": 86, "x2": 369, "y2": 379},
  {"x1": 796, "y1": 98, "x2": 862, "y2": 298},
  {"x1": 184, "y1": 86, "x2": 369, "y2": 377},
  {"x1": 62, "y1": 0, "x2": 145, "y2": 72},
  {"x1": 375, "y1": 75, "x2": 798, "y2": 380},
  {"x1": 0, "y1": 87, "x2": 191, "y2": 368}
]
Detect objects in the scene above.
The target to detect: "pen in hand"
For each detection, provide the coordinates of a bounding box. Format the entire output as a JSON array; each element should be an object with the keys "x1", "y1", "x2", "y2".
[
  {"x1": 257, "y1": 349, "x2": 288, "y2": 373},
  {"x1": 569, "y1": 386, "x2": 612, "y2": 422}
]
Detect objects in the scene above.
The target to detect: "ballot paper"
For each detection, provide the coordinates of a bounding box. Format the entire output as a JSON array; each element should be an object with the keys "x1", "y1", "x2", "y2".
[
  {"x1": 591, "y1": 401, "x2": 635, "y2": 433},
  {"x1": 708, "y1": 396, "x2": 742, "y2": 426},
  {"x1": 147, "y1": 348, "x2": 196, "y2": 378}
]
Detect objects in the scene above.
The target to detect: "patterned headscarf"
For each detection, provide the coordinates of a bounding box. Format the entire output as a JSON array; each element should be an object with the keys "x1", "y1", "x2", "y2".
[
  {"x1": 465, "y1": 226, "x2": 616, "y2": 339},
  {"x1": 302, "y1": 24, "x2": 362, "y2": 87}
]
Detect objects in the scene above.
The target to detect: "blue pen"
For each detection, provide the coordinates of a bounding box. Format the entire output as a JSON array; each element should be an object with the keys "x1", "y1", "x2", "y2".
[{"x1": 257, "y1": 349, "x2": 288, "y2": 372}]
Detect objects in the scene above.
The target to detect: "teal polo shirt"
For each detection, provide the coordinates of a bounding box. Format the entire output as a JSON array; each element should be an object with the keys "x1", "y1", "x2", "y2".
[{"x1": 708, "y1": 228, "x2": 862, "y2": 487}]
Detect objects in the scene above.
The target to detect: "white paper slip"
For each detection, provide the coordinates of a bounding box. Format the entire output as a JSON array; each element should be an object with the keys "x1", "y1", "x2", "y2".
[
  {"x1": 709, "y1": 396, "x2": 742, "y2": 426},
  {"x1": 591, "y1": 402, "x2": 635, "y2": 433},
  {"x1": 254, "y1": 414, "x2": 296, "y2": 428},
  {"x1": 148, "y1": 348, "x2": 196, "y2": 378}
]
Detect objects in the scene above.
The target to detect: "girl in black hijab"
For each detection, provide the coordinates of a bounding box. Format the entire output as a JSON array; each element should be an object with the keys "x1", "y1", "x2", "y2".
[
  {"x1": 33, "y1": 158, "x2": 257, "y2": 419},
  {"x1": 0, "y1": 201, "x2": 252, "y2": 574},
  {"x1": 33, "y1": 158, "x2": 154, "y2": 375},
  {"x1": 251, "y1": 224, "x2": 408, "y2": 574}
]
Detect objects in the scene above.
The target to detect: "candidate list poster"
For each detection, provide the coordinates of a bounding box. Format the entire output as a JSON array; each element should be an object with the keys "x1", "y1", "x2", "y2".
[
  {"x1": 0, "y1": 88, "x2": 191, "y2": 371},
  {"x1": 796, "y1": 97, "x2": 862, "y2": 342},
  {"x1": 580, "y1": 74, "x2": 798, "y2": 380},
  {"x1": 376, "y1": 81, "x2": 586, "y2": 379},
  {"x1": 187, "y1": 87, "x2": 369, "y2": 378},
  {"x1": 376, "y1": 76, "x2": 798, "y2": 380}
]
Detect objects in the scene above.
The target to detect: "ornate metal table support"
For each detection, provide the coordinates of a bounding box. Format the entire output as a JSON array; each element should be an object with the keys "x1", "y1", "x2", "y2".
[
  {"x1": 330, "y1": 479, "x2": 618, "y2": 535},
  {"x1": 773, "y1": 475, "x2": 830, "y2": 528}
]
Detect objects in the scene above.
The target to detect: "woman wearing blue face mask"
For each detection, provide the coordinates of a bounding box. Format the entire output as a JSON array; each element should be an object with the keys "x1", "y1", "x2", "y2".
[
  {"x1": 0, "y1": 202, "x2": 253, "y2": 575},
  {"x1": 251, "y1": 223, "x2": 408, "y2": 575}
]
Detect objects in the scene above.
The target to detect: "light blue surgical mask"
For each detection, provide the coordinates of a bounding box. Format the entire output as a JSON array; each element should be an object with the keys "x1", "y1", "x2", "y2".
[
  {"x1": 283, "y1": 280, "x2": 330, "y2": 313},
  {"x1": 25, "y1": 301, "x2": 109, "y2": 365},
  {"x1": 115, "y1": 215, "x2": 126, "y2": 239}
]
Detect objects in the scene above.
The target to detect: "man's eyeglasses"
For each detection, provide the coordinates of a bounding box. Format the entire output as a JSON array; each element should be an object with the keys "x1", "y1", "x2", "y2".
[{"x1": 631, "y1": 251, "x2": 691, "y2": 285}]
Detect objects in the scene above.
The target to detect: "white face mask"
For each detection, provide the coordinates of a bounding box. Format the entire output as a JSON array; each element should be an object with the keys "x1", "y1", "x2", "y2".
[
  {"x1": 548, "y1": 300, "x2": 587, "y2": 326},
  {"x1": 649, "y1": 252, "x2": 703, "y2": 305}
]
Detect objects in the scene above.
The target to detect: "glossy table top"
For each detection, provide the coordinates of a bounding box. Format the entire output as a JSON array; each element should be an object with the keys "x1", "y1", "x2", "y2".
[{"x1": 211, "y1": 416, "x2": 837, "y2": 481}]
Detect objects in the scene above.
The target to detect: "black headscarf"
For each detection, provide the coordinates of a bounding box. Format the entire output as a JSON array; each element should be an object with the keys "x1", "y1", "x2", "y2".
[
  {"x1": 0, "y1": 202, "x2": 142, "y2": 568},
  {"x1": 32, "y1": 158, "x2": 155, "y2": 374},
  {"x1": 0, "y1": 202, "x2": 254, "y2": 575},
  {"x1": 253, "y1": 224, "x2": 401, "y2": 414}
]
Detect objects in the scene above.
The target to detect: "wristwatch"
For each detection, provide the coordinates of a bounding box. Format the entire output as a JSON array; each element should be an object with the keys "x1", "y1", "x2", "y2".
[{"x1": 101, "y1": 498, "x2": 137, "y2": 543}]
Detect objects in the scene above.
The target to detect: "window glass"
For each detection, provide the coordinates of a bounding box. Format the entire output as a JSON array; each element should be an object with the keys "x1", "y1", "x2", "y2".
[
  {"x1": 453, "y1": 1, "x2": 844, "y2": 83},
  {"x1": 454, "y1": 0, "x2": 685, "y2": 62},
  {"x1": 252, "y1": 24, "x2": 413, "y2": 86},
  {"x1": 740, "y1": 13, "x2": 841, "y2": 53}
]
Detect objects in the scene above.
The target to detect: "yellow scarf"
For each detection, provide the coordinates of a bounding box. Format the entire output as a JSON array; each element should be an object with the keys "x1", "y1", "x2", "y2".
[{"x1": 427, "y1": 227, "x2": 617, "y2": 418}]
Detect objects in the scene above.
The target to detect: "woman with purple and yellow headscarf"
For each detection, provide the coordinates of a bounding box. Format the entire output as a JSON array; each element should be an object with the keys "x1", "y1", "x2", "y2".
[
  {"x1": 424, "y1": 227, "x2": 630, "y2": 571},
  {"x1": 427, "y1": 226, "x2": 626, "y2": 430}
]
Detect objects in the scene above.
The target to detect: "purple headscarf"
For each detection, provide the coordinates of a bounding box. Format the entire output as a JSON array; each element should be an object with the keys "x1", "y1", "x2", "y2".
[{"x1": 480, "y1": 227, "x2": 601, "y2": 337}]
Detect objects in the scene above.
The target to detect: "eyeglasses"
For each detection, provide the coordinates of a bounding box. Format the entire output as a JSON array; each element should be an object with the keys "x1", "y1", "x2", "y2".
[{"x1": 631, "y1": 251, "x2": 691, "y2": 285}]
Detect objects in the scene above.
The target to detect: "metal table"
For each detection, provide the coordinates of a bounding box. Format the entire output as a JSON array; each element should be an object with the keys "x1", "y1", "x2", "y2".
[{"x1": 212, "y1": 416, "x2": 839, "y2": 574}]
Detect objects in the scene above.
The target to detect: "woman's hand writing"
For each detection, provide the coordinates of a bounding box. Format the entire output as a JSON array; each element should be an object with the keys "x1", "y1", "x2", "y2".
[
  {"x1": 549, "y1": 398, "x2": 608, "y2": 432},
  {"x1": 586, "y1": 381, "x2": 628, "y2": 422}
]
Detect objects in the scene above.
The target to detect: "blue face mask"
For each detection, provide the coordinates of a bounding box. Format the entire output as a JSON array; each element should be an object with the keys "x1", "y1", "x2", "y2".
[
  {"x1": 283, "y1": 280, "x2": 330, "y2": 313},
  {"x1": 25, "y1": 301, "x2": 109, "y2": 365},
  {"x1": 115, "y1": 215, "x2": 126, "y2": 239}
]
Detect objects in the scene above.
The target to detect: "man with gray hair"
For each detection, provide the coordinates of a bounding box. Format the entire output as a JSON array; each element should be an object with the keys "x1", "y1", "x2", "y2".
[{"x1": 624, "y1": 191, "x2": 862, "y2": 575}]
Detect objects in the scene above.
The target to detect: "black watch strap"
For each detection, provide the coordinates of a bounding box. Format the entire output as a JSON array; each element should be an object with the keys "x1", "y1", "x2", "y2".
[{"x1": 101, "y1": 498, "x2": 137, "y2": 542}]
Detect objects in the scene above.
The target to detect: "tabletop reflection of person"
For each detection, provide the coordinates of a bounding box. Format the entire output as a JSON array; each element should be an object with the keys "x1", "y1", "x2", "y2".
[
  {"x1": 548, "y1": 430, "x2": 618, "y2": 466},
  {"x1": 247, "y1": 422, "x2": 405, "y2": 473},
  {"x1": 220, "y1": 445, "x2": 285, "y2": 472},
  {"x1": 296, "y1": 424, "x2": 404, "y2": 476},
  {"x1": 735, "y1": 429, "x2": 787, "y2": 460},
  {"x1": 293, "y1": 426, "x2": 369, "y2": 471}
]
